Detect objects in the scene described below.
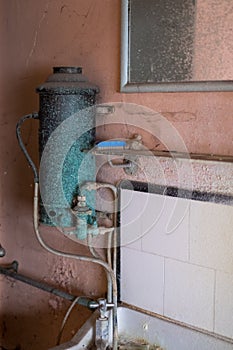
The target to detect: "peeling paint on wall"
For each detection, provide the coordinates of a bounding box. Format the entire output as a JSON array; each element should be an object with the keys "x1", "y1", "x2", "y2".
[{"x1": 0, "y1": 0, "x2": 232, "y2": 349}]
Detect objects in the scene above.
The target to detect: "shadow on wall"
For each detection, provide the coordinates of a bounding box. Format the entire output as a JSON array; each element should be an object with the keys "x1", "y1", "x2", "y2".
[
  {"x1": 0, "y1": 303, "x2": 92, "y2": 350},
  {"x1": 1, "y1": 67, "x2": 51, "y2": 209},
  {"x1": 0, "y1": 66, "x2": 47, "y2": 248},
  {"x1": 11, "y1": 69, "x2": 47, "y2": 205},
  {"x1": 0, "y1": 224, "x2": 107, "y2": 349},
  {"x1": 0, "y1": 68, "x2": 48, "y2": 325}
]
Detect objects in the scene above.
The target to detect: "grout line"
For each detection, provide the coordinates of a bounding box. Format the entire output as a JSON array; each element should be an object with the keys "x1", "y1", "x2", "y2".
[
  {"x1": 188, "y1": 201, "x2": 191, "y2": 261},
  {"x1": 140, "y1": 237, "x2": 142, "y2": 252},
  {"x1": 139, "y1": 248, "x2": 217, "y2": 272},
  {"x1": 163, "y1": 257, "x2": 166, "y2": 315},
  {"x1": 213, "y1": 269, "x2": 217, "y2": 333},
  {"x1": 122, "y1": 244, "x2": 142, "y2": 252},
  {"x1": 140, "y1": 195, "x2": 143, "y2": 252}
]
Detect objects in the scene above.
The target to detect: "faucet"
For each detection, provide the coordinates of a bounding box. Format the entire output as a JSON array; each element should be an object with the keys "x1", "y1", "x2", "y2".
[
  {"x1": 76, "y1": 297, "x2": 114, "y2": 349},
  {"x1": 94, "y1": 298, "x2": 114, "y2": 350},
  {"x1": 72, "y1": 195, "x2": 98, "y2": 240}
]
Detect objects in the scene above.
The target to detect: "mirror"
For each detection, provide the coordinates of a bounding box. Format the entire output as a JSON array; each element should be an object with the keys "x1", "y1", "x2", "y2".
[{"x1": 121, "y1": 0, "x2": 233, "y2": 92}]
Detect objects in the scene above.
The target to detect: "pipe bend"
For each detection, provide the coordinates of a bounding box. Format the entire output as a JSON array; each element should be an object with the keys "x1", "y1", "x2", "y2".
[
  {"x1": 16, "y1": 113, "x2": 39, "y2": 183},
  {"x1": 33, "y1": 183, "x2": 118, "y2": 350}
]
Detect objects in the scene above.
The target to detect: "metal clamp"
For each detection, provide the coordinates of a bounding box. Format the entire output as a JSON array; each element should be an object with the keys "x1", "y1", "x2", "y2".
[
  {"x1": 108, "y1": 156, "x2": 138, "y2": 175},
  {"x1": 0, "y1": 260, "x2": 18, "y2": 272},
  {"x1": 0, "y1": 244, "x2": 6, "y2": 258},
  {"x1": 108, "y1": 158, "x2": 132, "y2": 169}
]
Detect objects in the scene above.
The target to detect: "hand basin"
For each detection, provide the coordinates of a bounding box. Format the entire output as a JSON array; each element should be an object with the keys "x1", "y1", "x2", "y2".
[{"x1": 50, "y1": 305, "x2": 233, "y2": 350}]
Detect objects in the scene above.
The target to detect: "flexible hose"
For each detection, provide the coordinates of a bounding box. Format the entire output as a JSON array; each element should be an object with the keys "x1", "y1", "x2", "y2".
[
  {"x1": 16, "y1": 113, "x2": 39, "y2": 183},
  {"x1": 33, "y1": 183, "x2": 118, "y2": 350},
  {"x1": 107, "y1": 230, "x2": 113, "y2": 270},
  {"x1": 87, "y1": 234, "x2": 103, "y2": 261},
  {"x1": 87, "y1": 233, "x2": 113, "y2": 304},
  {"x1": 56, "y1": 296, "x2": 81, "y2": 345},
  {"x1": 17, "y1": 114, "x2": 119, "y2": 348},
  {"x1": 81, "y1": 182, "x2": 119, "y2": 305},
  {"x1": 80, "y1": 182, "x2": 118, "y2": 275}
]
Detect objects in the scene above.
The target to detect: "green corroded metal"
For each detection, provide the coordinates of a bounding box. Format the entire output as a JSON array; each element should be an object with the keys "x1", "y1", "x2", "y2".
[
  {"x1": 37, "y1": 67, "x2": 99, "y2": 231},
  {"x1": 72, "y1": 196, "x2": 98, "y2": 240}
]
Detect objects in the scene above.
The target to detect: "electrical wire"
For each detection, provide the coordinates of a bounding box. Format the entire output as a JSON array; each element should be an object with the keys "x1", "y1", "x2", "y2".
[
  {"x1": 81, "y1": 182, "x2": 119, "y2": 305},
  {"x1": 87, "y1": 233, "x2": 113, "y2": 304},
  {"x1": 56, "y1": 296, "x2": 81, "y2": 345},
  {"x1": 80, "y1": 182, "x2": 118, "y2": 276},
  {"x1": 87, "y1": 233, "x2": 103, "y2": 260},
  {"x1": 33, "y1": 183, "x2": 118, "y2": 350},
  {"x1": 17, "y1": 114, "x2": 119, "y2": 349},
  {"x1": 107, "y1": 230, "x2": 113, "y2": 270}
]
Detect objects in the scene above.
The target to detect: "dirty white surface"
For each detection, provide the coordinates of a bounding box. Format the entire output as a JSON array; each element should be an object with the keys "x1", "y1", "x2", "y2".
[
  {"x1": 121, "y1": 188, "x2": 233, "y2": 339},
  {"x1": 51, "y1": 306, "x2": 233, "y2": 350},
  {"x1": 1, "y1": 0, "x2": 233, "y2": 349}
]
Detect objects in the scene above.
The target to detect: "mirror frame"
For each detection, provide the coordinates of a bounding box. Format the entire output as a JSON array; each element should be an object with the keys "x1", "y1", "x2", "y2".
[{"x1": 120, "y1": 0, "x2": 233, "y2": 93}]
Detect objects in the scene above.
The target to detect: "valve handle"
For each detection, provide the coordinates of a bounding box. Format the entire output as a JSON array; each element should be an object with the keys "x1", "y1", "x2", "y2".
[{"x1": 0, "y1": 244, "x2": 6, "y2": 258}]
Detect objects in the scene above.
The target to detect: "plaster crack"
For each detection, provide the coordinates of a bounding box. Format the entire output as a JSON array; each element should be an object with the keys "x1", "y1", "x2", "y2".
[
  {"x1": 26, "y1": 31, "x2": 38, "y2": 67},
  {"x1": 26, "y1": 1, "x2": 50, "y2": 67},
  {"x1": 73, "y1": 2, "x2": 94, "y2": 19}
]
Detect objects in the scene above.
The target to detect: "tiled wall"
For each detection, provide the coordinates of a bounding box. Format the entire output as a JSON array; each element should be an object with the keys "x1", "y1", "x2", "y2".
[{"x1": 120, "y1": 189, "x2": 233, "y2": 339}]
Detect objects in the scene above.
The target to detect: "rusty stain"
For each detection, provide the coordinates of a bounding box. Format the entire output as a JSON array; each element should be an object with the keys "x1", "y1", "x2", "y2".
[
  {"x1": 60, "y1": 3, "x2": 94, "y2": 19},
  {"x1": 60, "y1": 5, "x2": 67, "y2": 14},
  {"x1": 162, "y1": 111, "x2": 197, "y2": 122},
  {"x1": 1, "y1": 1, "x2": 233, "y2": 348}
]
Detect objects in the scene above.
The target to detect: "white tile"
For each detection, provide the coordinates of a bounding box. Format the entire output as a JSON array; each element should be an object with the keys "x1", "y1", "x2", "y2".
[
  {"x1": 141, "y1": 193, "x2": 189, "y2": 261},
  {"x1": 123, "y1": 237, "x2": 142, "y2": 251},
  {"x1": 120, "y1": 189, "x2": 143, "y2": 247},
  {"x1": 164, "y1": 258, "x2": 215, "y2": 331},
  {"x1": 121, "y1": 247, "x2": 164, "y2": 314},
  {"x1": 215, "y1": 271, "x2": 233, "y2": 338},
  {"x1": 190, "y1": 201, "x2": 233, "y2": 273}
]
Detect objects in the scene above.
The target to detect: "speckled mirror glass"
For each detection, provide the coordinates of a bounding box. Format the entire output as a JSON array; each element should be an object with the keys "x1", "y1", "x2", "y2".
[{"x1": 121, "y1": 0, "x2": 233, "y2": 92}]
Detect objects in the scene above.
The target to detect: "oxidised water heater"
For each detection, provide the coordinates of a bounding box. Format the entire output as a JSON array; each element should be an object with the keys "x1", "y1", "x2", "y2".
[
  {"x1": 15, "y1": 68, "x2": 119, "y2": 350},
  {"x1": 17, "y1": 67, "x2": 99, "y2": 234}
]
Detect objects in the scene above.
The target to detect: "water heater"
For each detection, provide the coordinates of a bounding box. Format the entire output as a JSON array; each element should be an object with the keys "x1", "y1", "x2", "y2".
[{"x1": 17, "y1": 66, "x2": 99, "y2": 234}]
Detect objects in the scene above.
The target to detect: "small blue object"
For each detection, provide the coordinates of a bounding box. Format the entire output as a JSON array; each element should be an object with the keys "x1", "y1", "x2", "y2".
[{"x1": 96, "y1": 140, "x2": 127, "y2": 148}]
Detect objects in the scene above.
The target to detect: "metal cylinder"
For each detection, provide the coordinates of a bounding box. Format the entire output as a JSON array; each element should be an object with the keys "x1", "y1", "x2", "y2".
[{"x1": 36, "y1": 67, "x2": 99, "y2": 227}]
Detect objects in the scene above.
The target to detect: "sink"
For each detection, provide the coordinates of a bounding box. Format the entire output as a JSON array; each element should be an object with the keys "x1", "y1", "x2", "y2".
[{"x1": 50, "y1": 305, "x2": 233, "y2": 350}]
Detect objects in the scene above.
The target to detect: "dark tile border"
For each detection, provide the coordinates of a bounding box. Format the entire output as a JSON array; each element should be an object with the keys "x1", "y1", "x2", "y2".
[{"x1": 118, "y1": 180, "x2": 233, "y2": 206}]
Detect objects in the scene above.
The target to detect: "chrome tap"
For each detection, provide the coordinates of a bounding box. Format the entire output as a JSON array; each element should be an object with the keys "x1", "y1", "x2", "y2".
[{"x1": 95, "y1": 298, "x2": 114, "y2": 350}]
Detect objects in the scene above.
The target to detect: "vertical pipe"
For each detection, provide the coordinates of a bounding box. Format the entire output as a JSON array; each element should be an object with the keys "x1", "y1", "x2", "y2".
[{"x1": 33, "y1": 183, "x2": 118, "y2": 350}]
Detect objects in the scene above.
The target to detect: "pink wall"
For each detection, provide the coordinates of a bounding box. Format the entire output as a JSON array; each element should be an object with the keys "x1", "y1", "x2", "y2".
[
  {"x1": 194, "y1": 0, "x2": 233, "y2": 80},
  {"x1": 0, "y1": 0, "x2": 232, "y2": 349}
]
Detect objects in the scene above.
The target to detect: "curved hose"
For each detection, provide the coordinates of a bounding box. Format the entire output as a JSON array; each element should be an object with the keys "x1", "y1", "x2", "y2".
[
  {"x1": 17, "y1": 114, "x2": 119, "y2": 348},
  {"x1": 81, "y1": 182, "x2": 119, "y2": 305},
  {"x1": 87, "y1": 233, "x2": 113, "y2": 304},
  {"x1": 56, "y1": 296, "x2": 81, "y2": 345},
  {"x1": 80, "y1": 182, "x2": 118, "y2": 275},
  {"x1": 33, "y1": 183, "x2": 118, "y2": 350},
  {"x1": 16, "y1": 113, "x2": 39, "y2": 183}
]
